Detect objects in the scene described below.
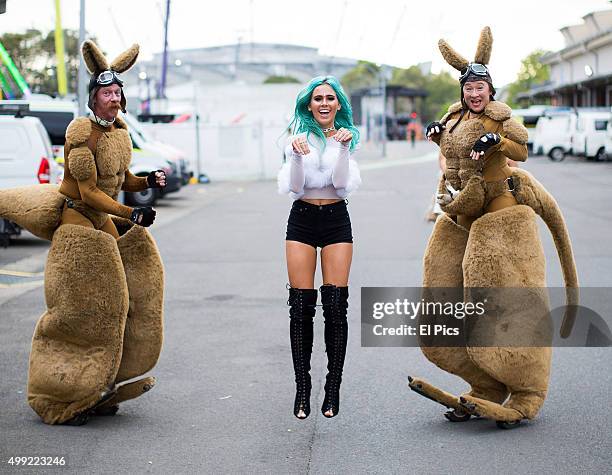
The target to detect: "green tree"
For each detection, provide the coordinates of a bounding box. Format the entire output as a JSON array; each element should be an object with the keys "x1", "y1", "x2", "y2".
[
  {"x1": 341, "y1": 60, "x2": 459, "y2": 123},
  {"x1": 263, "y1": 75, "x2": 300, "y2": 84},
  {"x1": 506, "y1": 49, "x2": 550, "y2": 108},
  {"x1": 1, "y1": 29, "x2": 93, "y2": 96},
  {"x1": 390, "y1": 65, "x2": 426, "y2": 89},
  {"x1": 423, "y1": 71, "x2": 458, "y2": 122},
  {"x1": 341, "y1": 61, "x2": 380, "y2": 91}
]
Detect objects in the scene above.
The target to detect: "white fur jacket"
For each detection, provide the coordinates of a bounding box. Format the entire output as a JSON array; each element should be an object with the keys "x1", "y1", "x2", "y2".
[{"x1": 277, "y1": 134, "x2": 361, "y2": 200}]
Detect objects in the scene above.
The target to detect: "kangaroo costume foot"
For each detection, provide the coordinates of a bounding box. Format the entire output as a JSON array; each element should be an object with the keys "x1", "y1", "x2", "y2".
[
  {"x1": 407, "y1": 376, "x2": 461, "y2": 410},
  {"x1": 93, "y1": 377, "x2": 156, "y2": 415},
  {"x1": 458, "y1": 395, "x2": 523, "y2": 427}
]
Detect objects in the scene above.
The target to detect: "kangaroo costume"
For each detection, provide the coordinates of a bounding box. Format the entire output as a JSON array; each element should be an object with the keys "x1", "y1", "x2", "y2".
[
  {"x1": 408, "y1": 27, "x2": 578, "y2": 429},
  {"x1": 0, "y1": 41, "x2": 164, "y2": 425}
]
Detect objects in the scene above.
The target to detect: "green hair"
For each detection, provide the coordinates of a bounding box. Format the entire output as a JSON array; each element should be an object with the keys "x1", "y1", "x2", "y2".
[{"x1": 288, "y1": 75, "x2": 360, "y2": 152}]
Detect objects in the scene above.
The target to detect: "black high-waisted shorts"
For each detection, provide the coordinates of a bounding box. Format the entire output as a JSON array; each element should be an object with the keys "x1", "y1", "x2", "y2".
[{"x1": 285, "y1": 199, "x2": 353, "y2": 248}]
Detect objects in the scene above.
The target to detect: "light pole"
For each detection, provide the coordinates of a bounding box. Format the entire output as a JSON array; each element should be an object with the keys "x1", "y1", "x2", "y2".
[
  {"x1": 379, "y1": 65, "x2": 391, "y2": 158},
  {"x1": 77, "y1": 0, "x2": 87, "y2": 116}
]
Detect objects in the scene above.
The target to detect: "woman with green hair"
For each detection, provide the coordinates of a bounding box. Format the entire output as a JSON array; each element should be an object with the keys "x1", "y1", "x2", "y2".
[{"x1": 278, "y1": 75, "x2": 361, "y2": 419}]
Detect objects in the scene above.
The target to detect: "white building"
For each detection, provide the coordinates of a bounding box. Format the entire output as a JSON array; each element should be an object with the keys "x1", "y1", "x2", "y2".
[
  {"x1": 525, "y1": 9, "x2": 612, "y2": 106},
  {"x1": 123, "y1": 42, "x2": 358, "y2": 92}
]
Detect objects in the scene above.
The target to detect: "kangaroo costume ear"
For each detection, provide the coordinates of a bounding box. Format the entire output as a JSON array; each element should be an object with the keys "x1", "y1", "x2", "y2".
[
  {"x1": 110, "y1": 44, "x2": 140, "y2": 73},
  {"x1": 81, "y1": 40, "x2": 109, "y2": 75},
  {"x1": 474, "y1": 26, "x2": 493, "y2": 65},
  {"x1": 438, "y1": 39, "x2": 469, "y2": 72}
]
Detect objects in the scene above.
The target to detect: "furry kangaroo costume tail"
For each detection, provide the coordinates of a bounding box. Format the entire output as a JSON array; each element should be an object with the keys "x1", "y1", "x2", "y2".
[{"x1": 511, "y1": 168, "x2": 579, "y2": 337}]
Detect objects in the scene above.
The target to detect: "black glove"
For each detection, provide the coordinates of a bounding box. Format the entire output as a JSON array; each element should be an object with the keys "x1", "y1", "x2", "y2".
[
  {"x1": 472, "y1": 133, "x2": 501, "y2": 154},
  {"x1": 130, "y1": 206, "x2": 156, "y2": 227},
  {"x1": 146, "y1": 170, "x2": 166, "y2": 188},
  {"x1": 426, "y1": 121, "x2": 445, "y2": 138}
]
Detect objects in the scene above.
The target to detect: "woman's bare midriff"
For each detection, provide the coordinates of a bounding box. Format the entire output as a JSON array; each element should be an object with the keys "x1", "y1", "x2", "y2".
[{"x1": 301, "y1": 198, "x2": 343, "y2": 206}]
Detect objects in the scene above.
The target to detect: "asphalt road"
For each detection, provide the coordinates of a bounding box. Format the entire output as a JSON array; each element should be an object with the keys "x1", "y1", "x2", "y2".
[{"x1": 0, "y1": 145, "x2": 611, "y2": 474}]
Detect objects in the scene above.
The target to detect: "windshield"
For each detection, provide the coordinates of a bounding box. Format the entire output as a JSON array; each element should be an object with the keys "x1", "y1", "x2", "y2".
[{"x1": 121, "y1": 113, "x2": 154, "y2": 143}]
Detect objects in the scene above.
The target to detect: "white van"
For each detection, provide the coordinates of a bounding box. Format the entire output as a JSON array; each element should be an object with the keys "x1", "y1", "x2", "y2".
[
  {"x1": 572, "y1": 109, "x2": 609, "y2": 161},
  {"x1": 512, "y1": 105, "x2": 549, "y2": 154},
  {"x1": 532, "y1": 111, "x2": 577, "y2": 161}
]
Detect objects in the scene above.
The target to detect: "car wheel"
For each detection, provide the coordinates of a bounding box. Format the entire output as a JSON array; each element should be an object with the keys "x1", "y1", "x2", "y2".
[
  {"x1": 125, "y1": 186, "x2": 157, "y2": 207},
  {"x1": 595, "y1": 147, "x2": 607, "y2": 162},
  {"x1": 549, "y1": 147, "x2": 566, "y2": 162}
]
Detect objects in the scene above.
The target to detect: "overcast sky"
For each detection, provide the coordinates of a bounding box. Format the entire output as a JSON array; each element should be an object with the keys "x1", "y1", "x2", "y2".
[{"x1": 1, "y1": 0, "x2": 611, "y2": 86}]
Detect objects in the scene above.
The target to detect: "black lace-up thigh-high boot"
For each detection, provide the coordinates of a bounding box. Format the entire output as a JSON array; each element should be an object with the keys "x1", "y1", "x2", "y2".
[
  {"x1": 320, "y1": 284, "x2": 349, "y2": 418},
  {"x1": 288, "y1": 287, "x2": 318, "y2": 419}
]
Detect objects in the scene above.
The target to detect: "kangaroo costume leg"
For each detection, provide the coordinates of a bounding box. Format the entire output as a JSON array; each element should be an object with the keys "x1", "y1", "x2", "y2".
[
  {"x1": 93, "y1": 219, "x2": 164, "y2": 414},
  {"x1": 27, "y1": 224, "x2": 128, "y2": 425},
  {"x1": 460, "y1": 205, "x2": 551, "y2": 425},
  {"x1": 409, "y1": 214, "x2": 508, "y2": 417}
]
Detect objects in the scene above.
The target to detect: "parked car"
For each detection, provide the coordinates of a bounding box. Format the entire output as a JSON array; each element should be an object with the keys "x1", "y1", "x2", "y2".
[
  {"x1": 126, "y1": 149, "x2": 182, "y2": 206},
  {"x1": 121, "y1": 112, "x2": 193, "y2": 185},
  {"x1": 532, "y1": 110, "x2": 576, "y2": 161},
  {"x1": 0, "y1": 107, "x2": 62, "y2": 245},
  {"x1": 572, "y1": 109, "x2": 609, "y2": 161},
  {"x1": 0, "y1": 98, "x2": 182, "y2": 206}
]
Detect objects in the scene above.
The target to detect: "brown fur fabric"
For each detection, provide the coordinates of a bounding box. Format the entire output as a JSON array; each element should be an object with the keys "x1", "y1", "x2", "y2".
[
  {"x1": 438, "y1": 39, "x2": 469, "y2": 72},
  {"x1": 511, "y1": 168, "x2": 579, "y2": 333},
  {"x1": 65, "y1": 117, "x2": 91, "y2": 145},
  {"x1": 420, "y1": 214, "x2": 509, "y2": 403},
  {"x1": 483, "y1": 101, "x2": 511, "y2": 122},
  {"x1": 110, "y1": 44, "x2": 140, "y2": 73},
  {"x1": 464, "y1": 206, "x2": 551, "y2": 419},
  {"x1": 441, "y1": 175, "x2": 486, "y2": 217},
  {"x1": 95, "y1": 125, "x2": 132, "y2": 200},
  {"x1": 423, "y1": 213, "x2": 468, "y2": 287},
  {"x1": 0, "y1": 185, "x2": 63, "y2": 241},
  {"x1": 474, "y1": 26, "x2": 493, "y2": 65},
  {"x1": 440, "y1": 102, "x2": 463, "y2": 124},
  {"x1": 114, "y1": 219, "x2": 165, "y2": 382},
  {"x1": 503, "y1": 118, "x2": 529, "y2": 145},
  {"x1": 68, "y1": 146, "x2": 96, "y2": 181},
  {"x1": 81, "y1": 40, "x2": 109, "y2": 74},
  {"x1": 27, "y1": 224, "x2": 129, "y2": 424},
  {"x1": 464, "y1": 205, "x2": 545, "y2": 286}
]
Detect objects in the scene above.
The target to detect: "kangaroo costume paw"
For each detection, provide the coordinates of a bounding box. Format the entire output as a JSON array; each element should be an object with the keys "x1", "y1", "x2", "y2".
[
  {"x1": 407, "y1": 376, "x2": 461, "y2": 410},
  {"x1": 0, "y1": 184, "x2": 63, "y2": 240},
  {"x1": 458, "y1": 395, "x2": 523, "y2": 424},
  {"x1": 441, "y1": 175, "x2": 486, "y2": 217},
  {"x1": 93, "y1": 377, "x2": 156, "y2": 414}
]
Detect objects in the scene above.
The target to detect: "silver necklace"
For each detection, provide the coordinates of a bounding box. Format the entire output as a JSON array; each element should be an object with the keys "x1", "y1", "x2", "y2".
[{"x1": 322, "y1": 126, "x2": 336, "y2": 133}]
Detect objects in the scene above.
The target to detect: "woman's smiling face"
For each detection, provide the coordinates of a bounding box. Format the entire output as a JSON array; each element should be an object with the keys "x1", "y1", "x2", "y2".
[{"x1": 309, "y1": 83, "x2": 340, "y2": 128}]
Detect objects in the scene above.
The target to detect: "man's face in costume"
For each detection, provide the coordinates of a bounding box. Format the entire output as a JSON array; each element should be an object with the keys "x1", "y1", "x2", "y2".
[
  {"x1": 94, "y1": 84, "x2": 122, "y2": 121},
  {"x1": 462, "y1": 80, "x2": 491, "y2": 113}
]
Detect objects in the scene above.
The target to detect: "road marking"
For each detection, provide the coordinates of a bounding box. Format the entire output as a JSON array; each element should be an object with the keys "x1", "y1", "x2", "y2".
[
  {"x1": 0, "y1": 280, "x2": 43, "y2": 289},
  {"x1": 0, "y1": 269, "x2": 44, "y2": 277}
]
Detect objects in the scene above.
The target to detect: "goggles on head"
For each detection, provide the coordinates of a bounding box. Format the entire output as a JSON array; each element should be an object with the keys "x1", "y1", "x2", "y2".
[
  {"x1": 459, "y1": 63, "x2": 489, "y2": 83},
  {"x1": 96, "y1": 70, "x2": 123, "y2": 87}
]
